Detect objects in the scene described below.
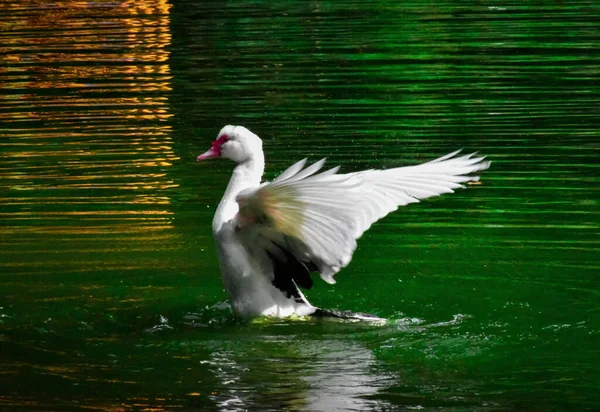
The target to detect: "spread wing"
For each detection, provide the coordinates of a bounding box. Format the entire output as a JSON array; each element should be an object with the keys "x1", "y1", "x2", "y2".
[{"x1": 235, "y1": 150, "x2": 491, "y2": 285}]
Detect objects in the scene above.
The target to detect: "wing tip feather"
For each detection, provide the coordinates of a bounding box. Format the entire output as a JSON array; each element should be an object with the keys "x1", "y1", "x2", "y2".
[{"x1": 320, "y1": 273, "x2": 337, "y2": 284}]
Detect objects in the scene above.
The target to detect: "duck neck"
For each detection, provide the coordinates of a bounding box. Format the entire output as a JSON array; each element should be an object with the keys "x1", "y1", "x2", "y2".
[{"x1": 213, "y1": 153, "x2": 264, "y2": 229}]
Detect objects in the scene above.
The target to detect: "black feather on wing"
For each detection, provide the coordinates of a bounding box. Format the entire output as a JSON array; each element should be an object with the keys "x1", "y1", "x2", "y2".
[{"x1": 266, "y1": 245, "x2": 317, "y2": 302}]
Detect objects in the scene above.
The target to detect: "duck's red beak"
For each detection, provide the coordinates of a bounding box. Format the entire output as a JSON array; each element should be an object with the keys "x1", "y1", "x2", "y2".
[
  {"x1": 197, "y1": 134, "x2": 228, "y2": 161},
  {"x1": 197, "y1": 146, "x2": 220, "y2": 161}
]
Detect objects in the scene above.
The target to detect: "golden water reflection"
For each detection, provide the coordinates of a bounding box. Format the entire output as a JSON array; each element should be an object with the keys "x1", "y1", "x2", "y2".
[{"x1": 0, "y1": 0, "x2": 177, "y2": 236}]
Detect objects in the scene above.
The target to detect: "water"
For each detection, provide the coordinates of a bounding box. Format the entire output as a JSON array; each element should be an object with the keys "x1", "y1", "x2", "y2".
[{"x1": 1, "y1": 0, "x2": 599, "y2": 410}]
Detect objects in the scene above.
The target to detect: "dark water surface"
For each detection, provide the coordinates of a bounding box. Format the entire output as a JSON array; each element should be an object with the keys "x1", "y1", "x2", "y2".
[{"x1": 1, "y1": 1, "x2": 599, "y2": 410}]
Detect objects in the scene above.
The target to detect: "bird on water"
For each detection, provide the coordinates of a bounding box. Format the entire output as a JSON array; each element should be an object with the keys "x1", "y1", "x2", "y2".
[{"x1": 197, "y1": 125, "x2": 490, "y2": 320}]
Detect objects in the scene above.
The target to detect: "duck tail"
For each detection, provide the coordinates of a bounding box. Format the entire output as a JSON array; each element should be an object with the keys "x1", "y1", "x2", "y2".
[{"x1": 310, "y1": 308, "x2": 385, "y2": 322}]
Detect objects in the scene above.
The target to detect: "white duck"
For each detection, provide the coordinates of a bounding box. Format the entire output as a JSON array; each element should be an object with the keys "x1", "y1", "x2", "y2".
[{"x1": 198, "y1": 125, "x2": 490, "y2": 319}]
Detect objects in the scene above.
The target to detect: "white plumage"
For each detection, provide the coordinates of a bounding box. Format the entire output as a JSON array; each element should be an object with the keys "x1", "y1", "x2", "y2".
[{"x1": 198, "y1": 125, "x2": 491, "y2": 319}]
